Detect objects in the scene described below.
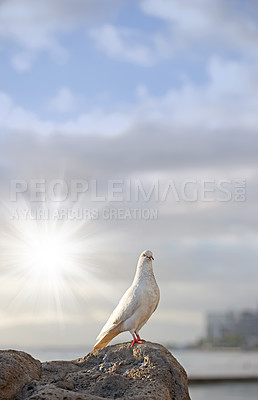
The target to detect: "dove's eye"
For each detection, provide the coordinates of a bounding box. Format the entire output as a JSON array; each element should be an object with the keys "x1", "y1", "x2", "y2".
[{"x1": 142, "y1": 253, "x2": 146, "y2": 257}]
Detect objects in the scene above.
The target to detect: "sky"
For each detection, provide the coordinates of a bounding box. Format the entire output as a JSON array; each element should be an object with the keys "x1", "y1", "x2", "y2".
[{"x1": 0, "y1": 0, "x2": 258, "y2": 352}]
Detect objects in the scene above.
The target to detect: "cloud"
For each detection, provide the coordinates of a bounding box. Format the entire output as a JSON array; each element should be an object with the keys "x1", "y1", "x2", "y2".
[
  {"x1": 0, "y1": 0, "x2": 121, "y2": 71},
  {"x1": 0, "y1": 90, "x2": 133, "y2": 135},
  {"x1": 0, "y1": 91, "x2": 13, "y2": 121},
  {"x1": 10, "y1": 51, "x2": 37, "y2": 72},
  {"x1": 89, "y1": 1, "x2": 258, "y2": 66},
  {"x1": 0, "y1": 92, "x2": 55, "y2": 134},
  {"x1": 140, "y1": 0, "x2": 258, "y2": 58},
  {"x1": 90, "y1": 24, "x2": 155, "y2": 66},
  {"x1": 2, "y1": 0, "x2": 258, "y2": 72},
  {"x1": 1, "y1": 0, "x2": 258, "y2": 347},
  {"x1": 1, "y1": 55, "x2": 258, "y2": 138},
  {"x1": 1, "y1": 128, "x2": 257, "y2": 346},
  {"x1": 49, "y1": 87, "x2": 79, "y2": 114}
]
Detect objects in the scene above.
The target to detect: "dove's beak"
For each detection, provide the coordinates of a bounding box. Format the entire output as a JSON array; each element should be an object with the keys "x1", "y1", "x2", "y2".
[{"x1": 147, "y1": 255, "x2": 154, "y2": 260}]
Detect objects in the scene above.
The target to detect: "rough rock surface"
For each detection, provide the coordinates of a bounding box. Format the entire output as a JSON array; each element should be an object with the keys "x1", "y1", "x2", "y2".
[
  {"x1": 0, "y1": 350, "x2": 41, "y2": 400},
  {"x1": 1, "y1": 342, "x2": 191, "y2": 400}
]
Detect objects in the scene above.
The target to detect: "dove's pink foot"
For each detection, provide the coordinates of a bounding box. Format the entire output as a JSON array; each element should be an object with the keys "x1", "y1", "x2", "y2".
[
  {"x1": 131, "y1": 333, "x2": 151, "y2": 347},
  {"x1": 131, "y1": 337, "x2": 143, "y2": 347},
  {"x1": 135, "y1": 333, "x2": 150, "y2": 343}
]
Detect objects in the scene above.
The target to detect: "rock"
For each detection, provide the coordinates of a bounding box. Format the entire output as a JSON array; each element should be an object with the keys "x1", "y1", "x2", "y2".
[
  {"x1": 71, "y1": 342, "x2": 191, "y2": 400},
  {"x1": 1, "y1": 343, "x2": 191, "y2": 400},
  {"x1": 0, "y1": 350, "x2": 41, "y2": 400}
]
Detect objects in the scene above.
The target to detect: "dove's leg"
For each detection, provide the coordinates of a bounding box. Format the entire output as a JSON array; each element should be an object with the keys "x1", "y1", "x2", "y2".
[
  {"x1": 136, "y1": 332, "x2": 150, "y2": 343},
  {"x1": 131, "y1": 333, "x2": 138, "y2": 347},
  {"x1": 131, "y1": 332, "x2": 148, "y2": 347}
]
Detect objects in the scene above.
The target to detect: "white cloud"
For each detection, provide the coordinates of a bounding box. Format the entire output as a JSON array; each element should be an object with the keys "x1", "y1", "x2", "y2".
[
  {"x1": 2, "y1": 0, "x2": 258, "y2": 71},
  {"x1": 1, "y1": 1, "x2": 258, "y2": 349},
  {"x1": 90, "y1": 24, "x2": 155, "y2": 66},
  {"x1": 208, "y1": 57, "x2": 258, "y2": 95},
  {"x1": 90, "y1": 1, "x2": 258, "y2": 66},
  {"x1": 10, "y1": 51, "x2": 37, "y2": 72},
  {"x1": 88, "y1": 1, "x2": 258, "y2": 67},
  {"x1": 142, "y1": 0, "x2": 216, "y2": 32},
  {"x1": 0, "y1": 90, "x2": 132, "y2": 136},
  {"x1": 135, "y1": 84, "x2": 149, "y2": 99},
  {"x1": 59, "y1": 109, "x2": 133, "y2": 136},
  {"x1": 0, "y1": 92, "x2": 13, "y2": 121},
  {"x1": 1, "y1": 56, "x2": 258, "y2": 135},
  {"x1": 141, "y1": 0, "x2": 258, "y2": 58},
  {"x1": 0, "y1": 0, "x2": 121, "y2": 71},
  {"x1": 133, "y1": 56, "x2": 258, "y2": 131},
  {"x1": 49, "y1": 87, "x2": 79, "y2": 114}
]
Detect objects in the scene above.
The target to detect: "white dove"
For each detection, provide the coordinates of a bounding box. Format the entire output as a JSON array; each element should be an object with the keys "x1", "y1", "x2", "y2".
[{"x1": 93, "y1": 250, "x2": 160, "y2": 350}]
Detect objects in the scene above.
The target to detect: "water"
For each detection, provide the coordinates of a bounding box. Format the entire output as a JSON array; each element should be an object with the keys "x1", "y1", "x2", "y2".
[
  {"x1": 172, "y1": 349, "x2": 258, "y2": 400},
  {"x1": 172, "y1": 349, "x2": 258, "y2": 378},
  {"x1": 9, "y1": 347, "x2": 258, "y2": 400},
  {"x1": 189, "y1": 382, "x2": 258, "y2": 400}
]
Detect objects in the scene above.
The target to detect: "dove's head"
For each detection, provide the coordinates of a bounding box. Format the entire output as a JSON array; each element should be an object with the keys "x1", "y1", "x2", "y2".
[{"x1": 141, "y1": 250, "x2": 154, "y2": 261}]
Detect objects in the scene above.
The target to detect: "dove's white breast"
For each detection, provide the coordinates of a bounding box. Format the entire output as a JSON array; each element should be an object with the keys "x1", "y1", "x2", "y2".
[{"x1": 122, "y1": 268, "x2": 160, "y2": 332}]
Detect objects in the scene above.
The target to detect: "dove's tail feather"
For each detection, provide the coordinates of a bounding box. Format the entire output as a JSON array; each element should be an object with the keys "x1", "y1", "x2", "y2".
[{"x1": 93, "y1": 324, "x2": 122, "y2": 350}]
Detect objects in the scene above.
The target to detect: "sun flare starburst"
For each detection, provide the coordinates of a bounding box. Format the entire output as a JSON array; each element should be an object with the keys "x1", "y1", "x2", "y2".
[
  {"x1": 20, "y1": 231, "x2": 76, "y2": 280},
  {"x1": 0, "y1": 213, "x2": 111, "y2": 323}
]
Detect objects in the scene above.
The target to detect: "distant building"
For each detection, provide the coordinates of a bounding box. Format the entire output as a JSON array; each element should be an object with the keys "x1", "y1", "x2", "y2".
[{"x1": 206, "y1": 309, "x2": 258, "y2": 348}]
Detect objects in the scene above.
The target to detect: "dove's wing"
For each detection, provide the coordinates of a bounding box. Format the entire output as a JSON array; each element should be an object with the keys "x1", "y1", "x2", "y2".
[
  {"x1": 152, "y1": 286, "x2": 160, "y2": 314},
  {"x1": 97, "y1": 285, "x2": 140, "y2": 338},
  {"x1": 93, "y1": 285, "x2": 140, "y2": 349}
]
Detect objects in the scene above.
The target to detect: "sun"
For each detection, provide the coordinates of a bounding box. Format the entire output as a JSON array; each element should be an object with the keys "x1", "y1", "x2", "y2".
[
  {"x1": 0, "y1": 217, "x2": 101, "y2": 316},
  {"x1": 0, "y1": 198, "x2": 115, "y2": 326},
  {"x1": 21, "y1": 231, "x2": 75, "y2": 280}
]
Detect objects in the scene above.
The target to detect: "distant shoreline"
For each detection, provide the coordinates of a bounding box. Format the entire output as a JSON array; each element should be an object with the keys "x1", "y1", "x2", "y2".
[{"x1": 189, "y1": 376, "x2": 258, "y2": 384}]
